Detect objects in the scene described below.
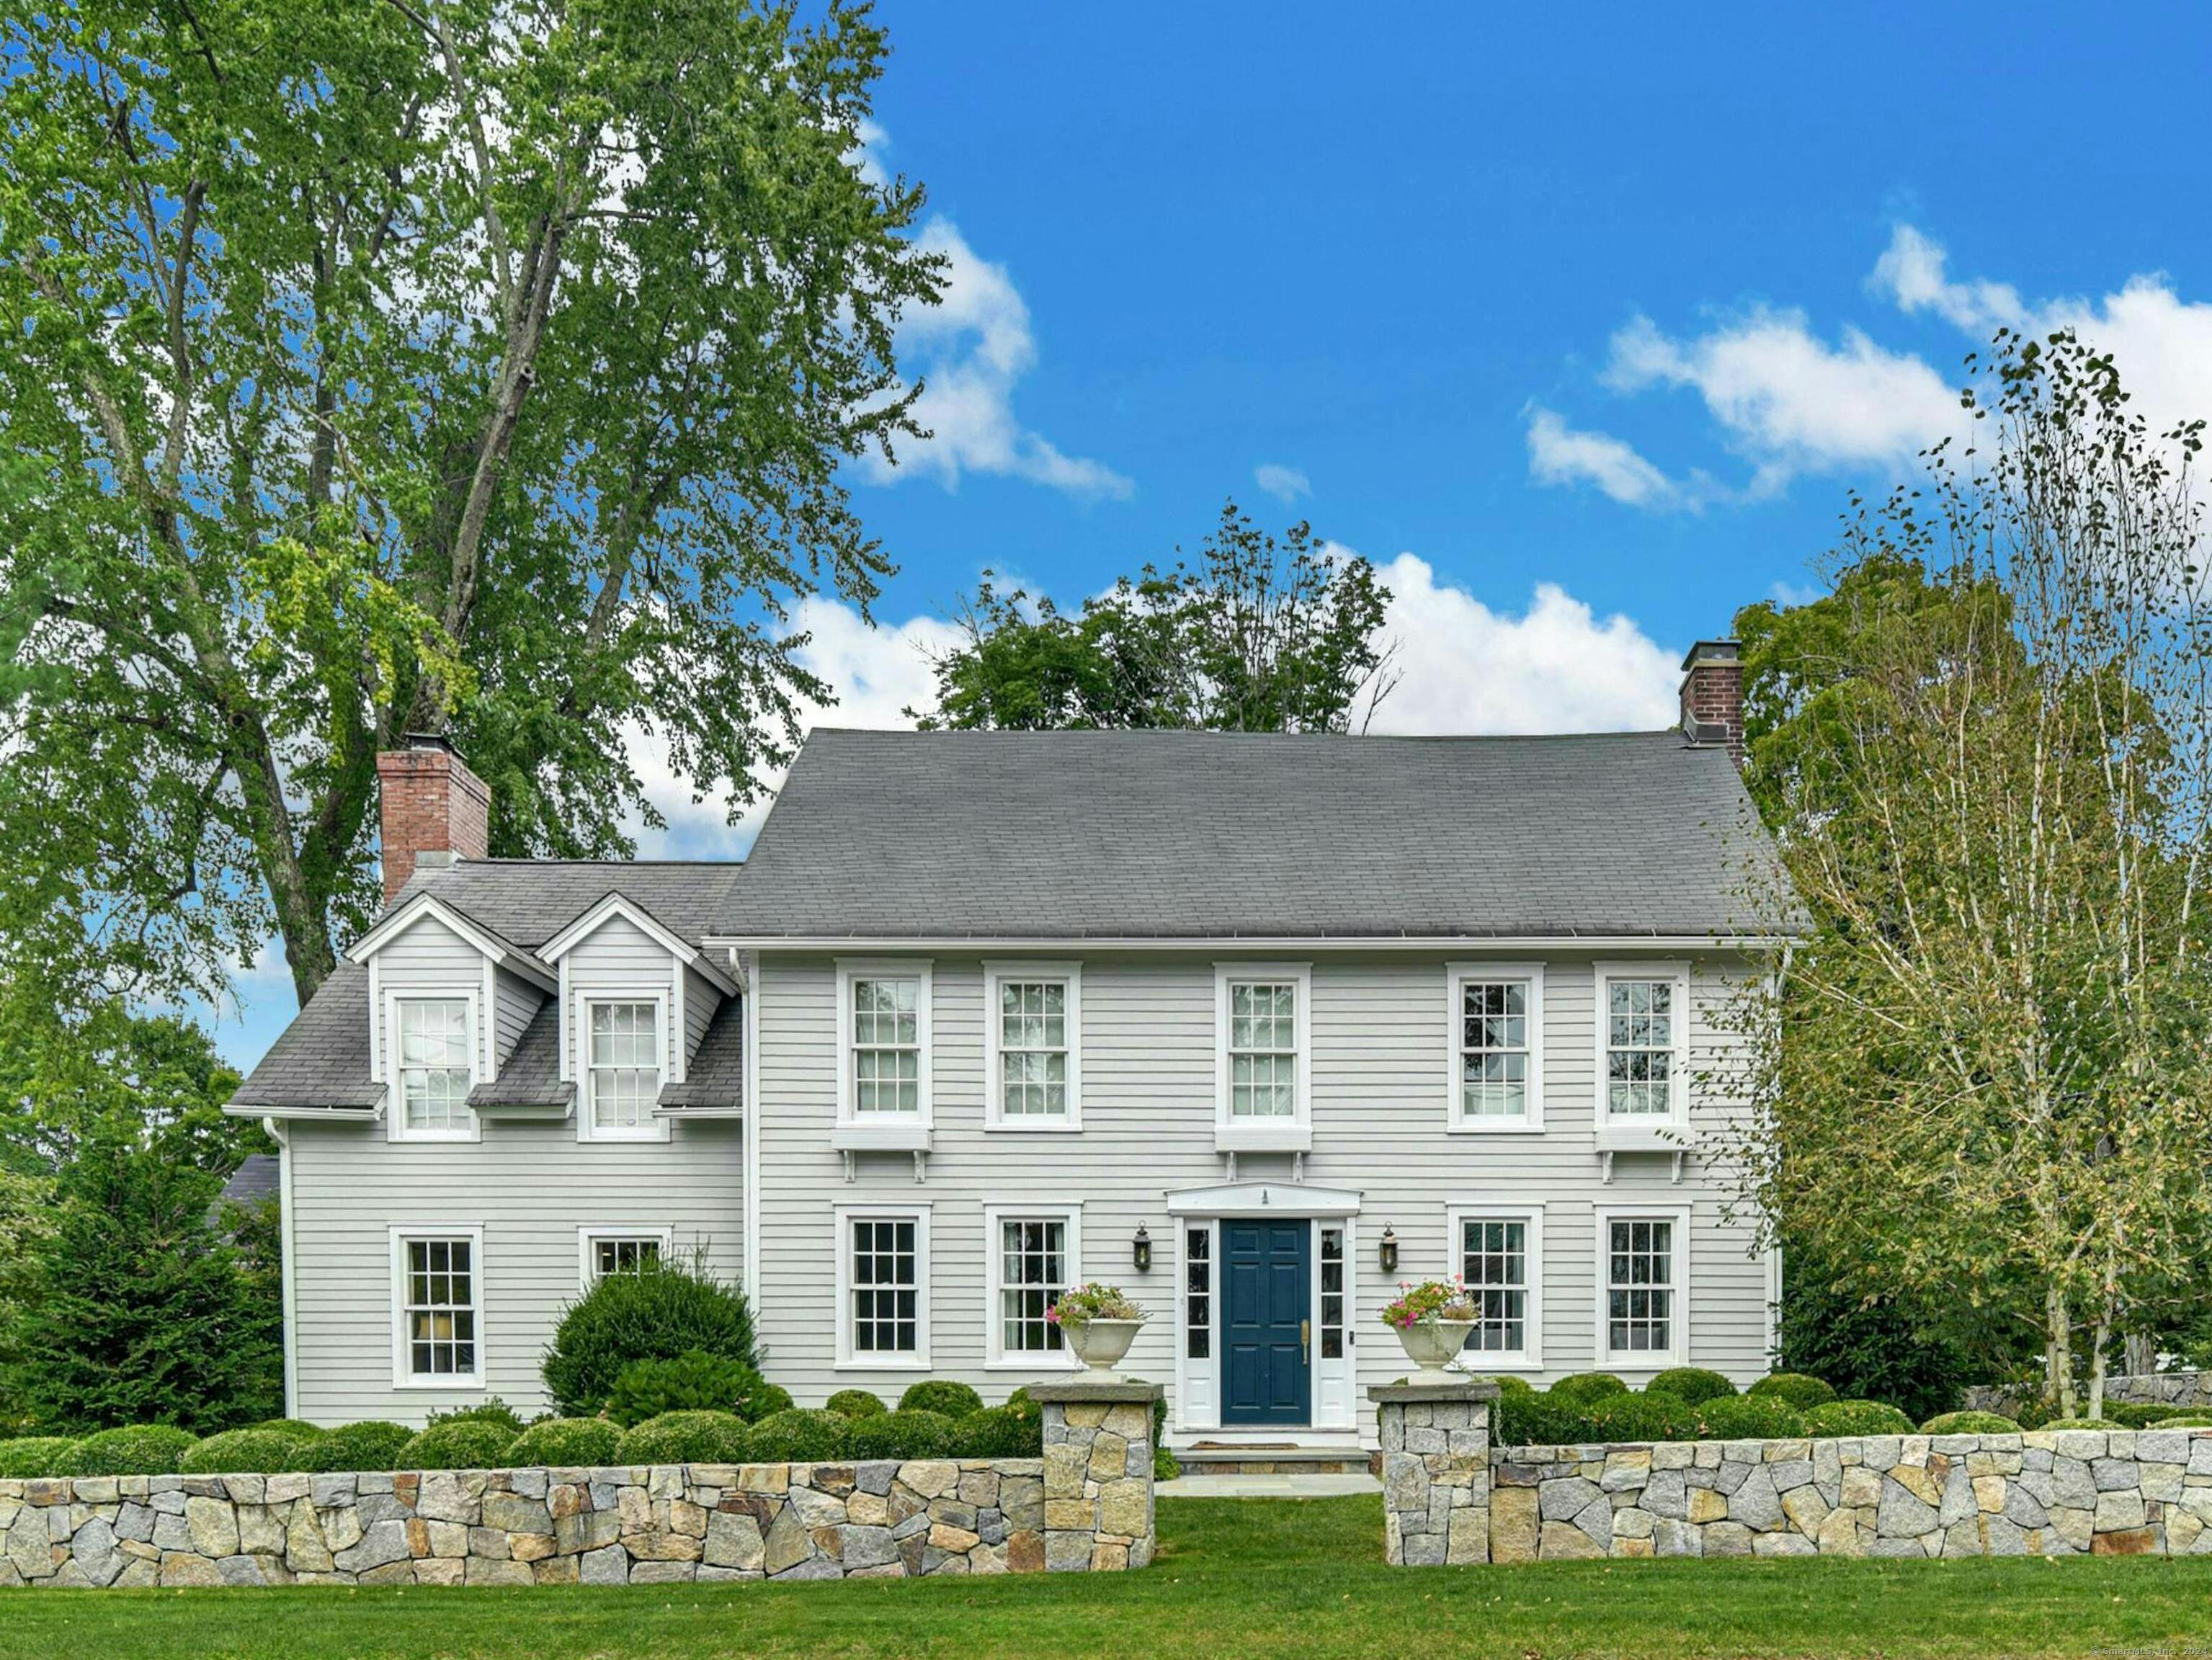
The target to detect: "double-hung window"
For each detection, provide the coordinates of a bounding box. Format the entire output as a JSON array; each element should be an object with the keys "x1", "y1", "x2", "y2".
[
  {"x1": 986, "y1": 1205, "x2": 1080, "y2": 1365},
  {"x1": 586, "y1": 1000, "x2": 663, "y2": 1137},
  {"x1": 1448, "y1": 965, "x2": 1543, "y2": 1129},
  {"x1": 986, "y1": 965, "x2": 1081, "y2": 1129},
  {"x1": 392, "y1": 1230, "x2": 483, "y2": 1387},
  {"x1": 835, "y1": 963, "x2": 932, "y2": 1146},
  {"x1": 394, "y1": 997, "x2": 476, "y2": 1138},
  {"x1": 1599, "y1": 967, "x2": 1687, "y2": 1125},
  {"x1": 579, "y1": 1228, "x2": 670, "y2": 1286},
  {"x1": 1600, "y1": 1209, "x2": 1687, "y2": 1367},
  {"x1": 1215, "y1": 964, "x2": 1312, "y2": 1151},
  {"x1": 1449, "y1": 1203, "x2": 1542, "y2": 1367},
  {"x1": 838, "y1": 1206, "x2": 929, "y2": 1368}
]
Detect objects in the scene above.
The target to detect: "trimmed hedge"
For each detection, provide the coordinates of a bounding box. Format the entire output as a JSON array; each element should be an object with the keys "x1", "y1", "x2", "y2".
[
  {"x1": 507, "y1": 1417, "x2": 624, "y2": 1466},
  {"x1": 396, "y1": 1418, "x2": 517, "y2": 1471},
  {"x1": 2156, "y1": 1413, "x2": 2212, "y2": 1427},
  {"x1": 61, "y1": 1425, "x2": 199, "y2": 1477},
  {"x1": 741, "y1": 1409, "x2": 852, "y2": 1463},
  {"x1": 1693, "y1": 1394, "x2": 1809, "y2": 1440},
  {"x1": 1746, "y1": 1373, "x2": 1837, "y2": 1411},
  {"x1": 1804, "y1": 1399, "x2": 1915, "y2": 1437},
  {"x1": 179, "y1": 1427, "x2": 311, "y2": 1475},
  {"x1": 898, "y1": 1380, "x2": 985, "y2": 1419},
  {"x1": 300, "y1": 1422, "x2": 415, "y2": 1473},
  {"x1": 1584, "y1": 1391, "x2": 1695, "y2": 1442},
  {"x1": 1919, "y1": 1410, "x2": 2019, "y2": 1435},
  {"x1": 0, "y1": 1437, "x2": 80, "y2": 1478},
  {"x1": 251, "y1": 1418, "x2": 327, "y2": 1441},
  {"x1": 2037, "y1": 1417, "x2": 2123, "y2": 1431},
  {"x1": 542, "y1": 1261, "x2": 757, "y2": 1419},
  {"x1": 615, "y1": 1410, "x2": 752, "y2": 1464},
  {"x1": 826, "y1": 1389, "x2": 888, "y2": 1419},
  {"x1": 606, "y1": 1351, "x2": 774, "y2": 1427},
  {"x1": 1646, "y1": 1367, "x2": 1738, "y2": 1406},
  {"x1": 962, "y1": 1404, "x2": 1044, "y2": 1458},
  {"x1": 1548, "y1": 1373, "x2": 1628, "y2": 1407},
  {"x1": 844, "y1": 1409, "x2": 959, "y2": 1461},
  {"x1": 424, "y1": 1398, "x2": 525, "y2": 1435}
]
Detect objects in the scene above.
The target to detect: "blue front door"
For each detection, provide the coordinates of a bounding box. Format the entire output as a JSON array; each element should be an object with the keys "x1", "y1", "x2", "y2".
[{"x1": 1221, "y1": 1221, "x2": 1311, "y2": 1426}]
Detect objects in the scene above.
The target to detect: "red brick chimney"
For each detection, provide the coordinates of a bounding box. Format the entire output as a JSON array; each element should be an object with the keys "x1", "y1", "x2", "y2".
[
  {"x1": 375, "y1": 736, "x2": 491, "y2": 905},
  {"x1": 1679, "y1": 639, "x2": 1744, "y2": 764}
]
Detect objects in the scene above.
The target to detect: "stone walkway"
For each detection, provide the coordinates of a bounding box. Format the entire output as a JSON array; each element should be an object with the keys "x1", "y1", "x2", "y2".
[{"x1": 1157, "y1": 1473, "x2": 1381, "y2": 1499}]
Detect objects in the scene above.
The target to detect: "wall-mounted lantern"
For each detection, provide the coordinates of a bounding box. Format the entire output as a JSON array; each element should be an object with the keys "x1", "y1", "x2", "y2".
[
  {"x1": 1378, "y1": 1224, "x2": 1399, "y2": 1275},
  {"x1": 1132, "y1": 1225, "x2": 1153, "y2": 1275}
]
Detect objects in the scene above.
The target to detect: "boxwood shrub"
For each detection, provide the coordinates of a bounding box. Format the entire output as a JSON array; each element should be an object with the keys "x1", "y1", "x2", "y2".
[
  {"x1": 542, "y1": 1259, "x2": 757, "y2": 1419},
  {"x1": 507, "y1": 1417, "x2": 624, "y2": 1467},
  {"x1": 424, "y1": 1398, "x2": 525, "y2": 1435},
  {"x1": 615, "y1": 1410, "x2": 752, "y2": 1465},
  {"x1": 1803, "y1": 1400, "x2": 1915, "y2": 1437},
  {"x1": 1547, "y1": 1373, "x2": 1628, "y2": 1407},
  {"x1": 61, "y1": 1424, "x2": 200, "y2": 1477},
  {"x1": 1745, "y1": 1373, "x2": 1837, "y2": 1411},
  {"x1": 1646, "y1": 1367, "x2": 1738, "y2": 1406},
  {"x1": 396, "y1": 1418, "x2": 517, "y2": 1471},
  {"x1": 1492, "y1": 1389, "x2": 1589, "y2": 1447},
  {"x1": 741, "y1": 1409, "x2": 852, "y2": 1463},
  {"x1": 179, "y1": 1427, "x2": 312, "y2": 1475},
  {"x1": 2097, "y1": 1402, "x2": 2169, "y2": 1429},
  {"x1": 1584, "y1": 1391, "x2": 1695, "y2": 1442},
  {"x1": 0, "y1": 1437, "x2": 80, "y2": 1478},
  {"x1": 2156, "y1": 1412, "x2": 2212, "y2": 1427},
  {"x1": 251, "y1": 1418, "x2": 327, "y2": 1442},
  {"x1": 963, "y1": 1404, "x2": 1045, "y2": 1458},
  {"x1": 1918, "y1": 1410, "x2": 2020, "y2": 1435},
  {"x1": 826, "y1": 1389, "x2": 888, "y2": 1420},
  {"x1": 1692, "y1": 1394, "x2": 1809, "y2": 1439},
  {"x1": 2033, "y1": 1417, "x2": 2122, "y2": 1431},
  {"x1": 845, "y1": 1409, "x2": 959, "y2": 1461},
  {"x1": 606, "y1": 1352, "x2": 773, "y2": 1427},
  {"x1": 897, "y1": 1380, "x2": 984, "y2": 1419},
  {"x1": 299, "y1": 1422, "x2": 415, "y2": 1473}
]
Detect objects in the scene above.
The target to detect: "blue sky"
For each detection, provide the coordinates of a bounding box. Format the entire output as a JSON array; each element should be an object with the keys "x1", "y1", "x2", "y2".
[{"x1": 210, "y1": 1, "x2": 2212, "y2": 1067}]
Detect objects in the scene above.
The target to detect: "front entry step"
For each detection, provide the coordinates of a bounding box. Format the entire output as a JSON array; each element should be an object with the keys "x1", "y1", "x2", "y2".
[{"x1": 1172, "y1": 1441, "x2": 1373, "y2": 1477}]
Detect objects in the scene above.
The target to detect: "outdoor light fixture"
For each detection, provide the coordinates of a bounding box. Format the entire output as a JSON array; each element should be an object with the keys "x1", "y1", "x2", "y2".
[
  {"x1": 1379, "y1": 1225, "x2": 1399, "y2": 1275},
  {"x1": 1132, "y1": 1225, "x2": 1152, "y2": 1274}
]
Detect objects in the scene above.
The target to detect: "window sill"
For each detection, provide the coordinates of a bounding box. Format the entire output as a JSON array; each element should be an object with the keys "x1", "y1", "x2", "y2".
[
  {"x1": 392, "y1": 1377, "x2": 487, "y2": 1391},
  {"x1": 984, "y1": 1120, "x2": 1083, "y2": 1135},
  {"x1": 833, "y1": 1358, "x2": 932, "y2": 1373},
  {"x1": 1448, "y1": 1118, "x2": 1543, "y2": 1135},
  {"x1": 832, "y1": 1121, "x2": 934, "y2": 1153},
  {"x1": 1214, "y1": 1122, "x2": 1313, "y2": 1153},
  {"x1": 984, "y1": 1355, "x2": 1084, "y2": 1373},
  {"x1": 579, "y1": 1127, "x2": 672, "y2": 1145}
]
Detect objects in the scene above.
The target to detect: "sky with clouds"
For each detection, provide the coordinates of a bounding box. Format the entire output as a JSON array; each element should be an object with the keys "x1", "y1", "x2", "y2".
[{"x1": 206, "y1": 1, "x2": 2212, "y2": 1063}]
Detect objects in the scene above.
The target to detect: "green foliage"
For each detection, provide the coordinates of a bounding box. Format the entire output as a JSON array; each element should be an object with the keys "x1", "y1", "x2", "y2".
[
  {"x1": 605, "y1": 1352, "x2": 778, "y2": 1427},
  {"x1": 2038, "y1": 1418, "x2": 2124, "y2": 1430},
  {"x1": 299, "y1": 1422, "x2": 415, "y2": 1474},
  {"x1": 918, "y1": 504, "x2": 1395, "y2": 734},
  {"x1": 179, "y1": 1427, "x2": 313, "y2": 1475},
  {"x1": 750, "y1": 1382, "x2": 796, "y2": 1420},
  {"x1": 1548, "y1": 1373, "x2": 1628, "y2": 1407},
  {"x1": 396, "y1": 1419, "x2": 517, "y2": 1472},
  {"x1": 2154, "y1": 1413, "x2": 2212, "y2": 1427},
  {"x1": 960, "y1": 1406, "x2": 1043, "y2": 1459},
  {"x1": 542, "y1": 1259, "x2": 757, "y2": 1419},
  {"x1": 424, "y1": 1398, "x2": 526, "y2": 1435},
  {"x1": 1919, "y1": 1411, "x2": 2020, "y2": 1434},
  {"x1": 1491, "y1": 1390, "x2": 1588, "y2": 1448},
  {"x1": 2094, "y1": 1401, "x2": 2169, "y2": 1429},
  {"x1": 0, "y1": 1436, "x2": 79, "y2": 1477},
  {"x1": 1746, "y1": 1373, "x2": 1837, "y2": 1411},
  {"x1": 1773, "y1": 1242, "x2": 1974, "y2": 1426},
  {"x1": 897, "y1": 1380, "x2": 985, "y2": 1419},
  {"x1": 844, "y1": 1409, "x2": 959, "y2": 1461},
  {"x1": 740, "y1": 1409, "x2": 852, "y2": 1463},
  {"x1": 0, "y1": 0, "x2": 944, "y2": 1014},
  {"x1": 61, "y1": 1424, "x2": 199, "y2": 1476},
  {"x1": 251, "y1": 1419, "x2": 326, "y2": 1441},
  {"x1": 1583, "y1": 1391, "x2": 1695, "y2": 1442},
  {"x1": 1646, "y1": 1367, "x2": 1738, "y2": 1406},
  {"x1": 1003, "y1": 1387, "x2": 1040, "y2": 1422},
  {"x1": 826, "y1": 1389, "x2": 888, "y2": 1420},
  {"x1": 615, "y1": 1411, "x2": 753, "y2": 1465},
  {"x1": 1481, "y1": 1375, "x2": 1535, "y2": 1396},
  {"x1": 1154, "y1": 1445, "x2": 1182, "y2": 1481},
  {"x1": 507, "y1": 1418, "x2": 625, "y2": 1468},
  {"x1": 1803, "y1": 1401, "x2": 1916, "y2": 1437},
  {"x1": 1692, "y1": 1396, "x2": 1809, "y2": 1440}
]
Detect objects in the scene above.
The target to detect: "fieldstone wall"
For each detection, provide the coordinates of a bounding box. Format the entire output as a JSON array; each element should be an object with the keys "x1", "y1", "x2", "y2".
[
  {"x1": 1966, "y1": 1373, "x2": 2212, "y2": 1419},
  {"x1": 1489, "y1": 1429, "x2": 2212, "y2": 1561},
  {"x1": 1370, "y1": 1380, "x2": 1496, "y2": 1566},
  {"x1": 0, "y1": 1383, "x2": 1161, "y2": 1590}
]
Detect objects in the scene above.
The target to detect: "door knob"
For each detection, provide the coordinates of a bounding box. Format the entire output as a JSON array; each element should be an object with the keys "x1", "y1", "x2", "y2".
[{"x1": 1300, "y1": 1319, "x2": 1311, "y2": 1362}]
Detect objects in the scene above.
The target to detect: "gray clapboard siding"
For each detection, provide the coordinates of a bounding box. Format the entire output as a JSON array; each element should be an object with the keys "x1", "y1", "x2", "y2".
[{"x1": 494, "y1": 970, "x2": 540, "y2": 1071}]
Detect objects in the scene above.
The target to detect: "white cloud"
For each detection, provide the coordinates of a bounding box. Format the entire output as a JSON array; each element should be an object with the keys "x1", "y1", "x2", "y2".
[
  {"x1": 1868, "y1": 223, "x2": 2026, "y2": 335},
  {"x1": 1524, "y1": 407, "x2": 1687, "y2": 510},
  {"x1": 1253, "y1": 463, "x2": 1311, "y2": 504},
  {"x1": 1361, "y1": 554, "x2": 1680, "y2": 735},
  {"x1": 861, "y1": 217, "x2": 1131, "y2": 499}
]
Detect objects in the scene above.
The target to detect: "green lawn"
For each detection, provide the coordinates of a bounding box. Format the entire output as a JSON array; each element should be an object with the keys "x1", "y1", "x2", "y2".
[{"x1": 5, "y1": 1496, "x2": 2210, "y2": 1659}]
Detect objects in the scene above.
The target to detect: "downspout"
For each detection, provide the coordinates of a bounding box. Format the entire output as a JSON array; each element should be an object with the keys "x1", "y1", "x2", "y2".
[{"x1": 264, "y1": 1117, "x2": 300, "y2": 1419}]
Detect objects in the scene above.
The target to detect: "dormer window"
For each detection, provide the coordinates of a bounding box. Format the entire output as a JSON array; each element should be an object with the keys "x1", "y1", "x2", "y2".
[
  {"x1": 396, "y1": 998, "x2": 476, "y2": 1138},
  {"x1": 587, "y1": 1000, "x2": 663, "y2": 1138}
]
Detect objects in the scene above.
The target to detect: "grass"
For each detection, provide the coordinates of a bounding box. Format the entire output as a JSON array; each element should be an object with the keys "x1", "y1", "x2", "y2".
[{"x1": 5, "y1": 1496, "x2": 2211, "y2": 1659}]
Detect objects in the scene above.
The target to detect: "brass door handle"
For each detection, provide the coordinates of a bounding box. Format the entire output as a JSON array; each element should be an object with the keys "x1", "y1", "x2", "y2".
[{"x1": 1300, "y1": 1320, "x2": 1311, "y2": 1362}]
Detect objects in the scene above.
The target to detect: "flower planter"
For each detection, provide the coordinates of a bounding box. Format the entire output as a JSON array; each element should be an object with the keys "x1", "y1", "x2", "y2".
[
  {"x1": 1064, "y1": 1316, "x2": 1144, "y2": 1379},
  {"x1": 1393, "y1": 1317, "x2": 1476, "y2": 1384}
]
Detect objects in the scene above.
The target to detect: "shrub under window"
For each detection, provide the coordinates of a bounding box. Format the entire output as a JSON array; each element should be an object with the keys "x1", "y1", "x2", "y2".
[
  {"x1": 541, "y1": 1255, "x2": 757, "y2": 1418},
  {"x1": 396, "y1": 1418, "x2": 517, "y2": 1471}
]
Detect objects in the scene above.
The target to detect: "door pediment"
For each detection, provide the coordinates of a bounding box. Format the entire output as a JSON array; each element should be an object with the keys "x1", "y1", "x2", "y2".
[{"x1": 1164, "y1": 1180, "x2": 1361, "y2": 1218}]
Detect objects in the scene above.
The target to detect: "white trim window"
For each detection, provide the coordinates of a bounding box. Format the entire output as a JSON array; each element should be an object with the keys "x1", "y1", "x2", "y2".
[
  {"x1": 393, "y1": 996, "x2": 478, "y2": 1140},
  {"x1": 835, "y1": 961, "x2": 932, "y2": 1127},
  {"x1": 391, "y1": 1230, "x2": 484, "y2": 1388},
  {"x1": 579, "y1": 1228, "x2": 673, "y2": 1287},
  {"x1": 1598, "y1": 965, "x2": 1689, "y2": 1124},
  {"x1": 984, "y1": 1205, "x2": 1082, "y2": 1367},
  {"x1": 584, "y1": 998, "x2": 666, "y2": 1139},
  {"x1": 1449, "y1": 1204, "x2": 1543, "y2": 1368},
  {"x1": 985, "y1": 963, "x2": 1082, "y2": 1130},
  {"x1": 837, "y1": 1206, "x2": 930, "y2": 1369},
  {"x1": 1214, "y1": 963, "x2": 1313, "y2": 1151},
  {"x1": 1598, "y1": 1208, "x2": 1689, "y2": 1367},
  {"x1": 1447, "y1": 964, "x2": 1543, "y2": 1130}
]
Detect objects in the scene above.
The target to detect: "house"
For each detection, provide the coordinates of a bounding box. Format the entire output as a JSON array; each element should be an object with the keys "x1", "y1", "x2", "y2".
[{"x1": 227, "y1": 641, "x2": 1794, "y2": 1460}]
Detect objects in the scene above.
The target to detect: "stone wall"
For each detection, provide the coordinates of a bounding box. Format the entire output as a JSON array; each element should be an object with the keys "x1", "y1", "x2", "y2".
[
  {"x1": 1489, "y1": 1429, "x2": 2212, "y2": 1561},
  {"x1": 1966, "y1": 1373, "x2": 2212, "y2": 1419},
  {"x1": 0, "y1": 1383, "x2": 1161, "y2": 1590},
  {"x1": 1370, "y1": 1380, "x2": 1494, "y2": 1566}
]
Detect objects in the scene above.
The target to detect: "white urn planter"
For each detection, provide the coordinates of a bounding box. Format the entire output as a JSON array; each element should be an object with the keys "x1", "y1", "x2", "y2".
[
  {"x1": 1393, "y1": 1317, "x2": 1476, "y2": 1385},
  {"x1": 1064, "y1": 1316, "x2": 1144, "y2": 1380}
]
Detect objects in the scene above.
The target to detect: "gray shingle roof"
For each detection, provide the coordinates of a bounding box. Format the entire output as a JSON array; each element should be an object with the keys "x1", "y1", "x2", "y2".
[
  {"x1": 470, "y1": 1001, "x2": 573, "y2": 1110},
  {"x1": 226, "y1": 964, "x2": 385, "y2": 1109},
  {"x1": 218, "y1": 1154, "x2": 280, "y2": 1207},
  {"x1": 715, "y1": 727, "x2": 1796, "y2": 942},
  {"x1": 658, "y1": 994, "x2": 744, "y2": 1110}
]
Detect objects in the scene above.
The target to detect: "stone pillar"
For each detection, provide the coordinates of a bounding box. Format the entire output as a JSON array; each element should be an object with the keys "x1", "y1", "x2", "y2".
[
  {"x1": 1027, "y1": 1377, "x2": 1162, "y2": 1571},
  {"x1": 1370, "y1": 1379, "x2": 1497, "y2": 1566}
]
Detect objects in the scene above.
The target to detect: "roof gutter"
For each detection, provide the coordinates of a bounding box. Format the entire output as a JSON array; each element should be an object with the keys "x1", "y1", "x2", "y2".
[{"x1": 705, "y1": 932, "x2": 1801, "y2": 955}]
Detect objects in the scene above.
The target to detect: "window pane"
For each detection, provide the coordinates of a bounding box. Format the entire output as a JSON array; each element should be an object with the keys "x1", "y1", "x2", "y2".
[
  {"x1": 1605, "y1": 980, "x2": 1676, "y2": 1116},
  {"x1": 998, "y1": 980, "x2": 1071, "y2": 1117},
  {"x1": 1185, "y1": 1226, "x2": 1211, "y2": 1360},
  {"x1": 999, "y1": 1218, "x2": 1067, "y2": 1354},
  {"x1": 1460, "y1": 1219, "x2": 1528, "y2": 1353},
  {"x1": 398, "y1": 1000, "x2": 471, "y2": 1131},
  {"x1": 403, "y1": 1237, "x2": 478, "y2": 1377},
  {"x1": 852, "y1": 979, "x2": 922, "y2": 1117},
  {"x1": 1319, "y1": 1226, "x2": 1344, "y2": 1359},
  {"x1": 1460, "y1": 980, "x2": 1532, "y2": 1118},
  {"x1": 1605, "y1": 1220, "x2": 1674, "y2": 1353},
  {"x1": 852, "y1": 1217, "x2": 921, "y2": 1355}
]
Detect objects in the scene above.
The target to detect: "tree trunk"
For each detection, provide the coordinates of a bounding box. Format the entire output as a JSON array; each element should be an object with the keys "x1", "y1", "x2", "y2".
[
  {"x1": 2047, "y1": 1285, "x2": 2076, "y2": 1419},
  {"x1": 2087, "y1": 1309, "x2": 2110, "y2": 1423},
  {"x1": 2123, "y1": 1331, "x2": 2158, "y2": 1378}
]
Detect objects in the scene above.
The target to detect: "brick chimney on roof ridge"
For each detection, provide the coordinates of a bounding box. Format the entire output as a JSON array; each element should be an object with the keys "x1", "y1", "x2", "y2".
[
  {"x1": 375, "y1": 735, "x2": 491, "y2": 905},
  {"x1": 1679, "y1": 639, "x2": 1744, "y2": 765}
]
